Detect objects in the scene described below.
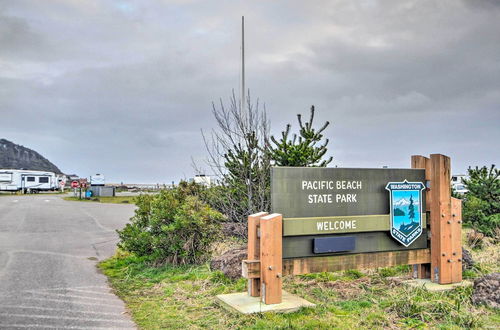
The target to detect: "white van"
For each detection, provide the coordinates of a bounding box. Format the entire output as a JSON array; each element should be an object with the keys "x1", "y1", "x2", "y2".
[{"x1": 0, "y1": 169, "x2": 58, "y2": 193}]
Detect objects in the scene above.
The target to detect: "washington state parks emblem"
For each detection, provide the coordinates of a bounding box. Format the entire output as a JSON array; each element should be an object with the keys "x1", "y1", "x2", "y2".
[{"x1": 385, "y1": 180, "x2": 425, "y2": 247}]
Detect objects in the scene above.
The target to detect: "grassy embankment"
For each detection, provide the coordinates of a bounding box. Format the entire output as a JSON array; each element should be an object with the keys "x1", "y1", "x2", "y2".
[
  {"x1": 63, "y1": 196, "x2": 136, "y2": 204},
  {"x1": 100, "y1": 233, "x2": 499, "y2": 329}
]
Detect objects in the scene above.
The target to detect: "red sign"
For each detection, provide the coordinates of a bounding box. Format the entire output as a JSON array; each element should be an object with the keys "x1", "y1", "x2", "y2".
[
  {"x1": 71, "y1": 181, "x2": 79, "y2": 188},
  {"x1": 79, "y1": 178, "x2": 88, "y2": 188}
]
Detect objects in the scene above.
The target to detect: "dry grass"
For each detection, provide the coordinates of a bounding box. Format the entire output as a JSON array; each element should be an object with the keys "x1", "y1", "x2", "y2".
[
  {"x1": 463, "y1": 228, "x2": 500, "y2": 273},
  {"x1": 209, "y1": 237, "x2": 245, "y2": 258}
]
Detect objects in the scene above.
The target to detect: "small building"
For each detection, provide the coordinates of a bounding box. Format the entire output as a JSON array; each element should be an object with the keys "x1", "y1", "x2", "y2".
[{"x1": 191, "y1": 174, "x2": 212, "y2": 187}]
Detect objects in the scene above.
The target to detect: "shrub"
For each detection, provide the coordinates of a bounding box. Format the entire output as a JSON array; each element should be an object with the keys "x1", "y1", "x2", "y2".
[
  {"x1": 462, "y1": 165, "x2": 499, "y2": 214},
  {"x1": 176, "y1": 180, "x2": 206, "y2": 199},
  {"x1": 478, "y1": 213, "x2": 500, "y2": 238},
  {"x1": 463, "y1": 196, "x2": 500, "y2": 237},
  {"x1": 461, "y1": 165, "x2": 500, "y2": 237},
  {"x1": 117, "y1": 189, "x2": 225, "y2": 265}
]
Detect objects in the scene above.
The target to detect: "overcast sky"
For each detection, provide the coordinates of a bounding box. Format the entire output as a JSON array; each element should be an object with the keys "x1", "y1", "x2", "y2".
[{"x1": 1, "y1": 0, "x2": 499, "y2": 183}]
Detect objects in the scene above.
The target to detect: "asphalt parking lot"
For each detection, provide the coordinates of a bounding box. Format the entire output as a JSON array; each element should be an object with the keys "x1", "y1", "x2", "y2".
[{"x1": 0, "y1": 194, "x2": 137, "y2": 329}]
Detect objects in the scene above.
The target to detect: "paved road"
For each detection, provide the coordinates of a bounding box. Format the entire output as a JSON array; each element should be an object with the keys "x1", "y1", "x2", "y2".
[{"x1": 0, "y1": 194, "x2": 137, "y2": 329}]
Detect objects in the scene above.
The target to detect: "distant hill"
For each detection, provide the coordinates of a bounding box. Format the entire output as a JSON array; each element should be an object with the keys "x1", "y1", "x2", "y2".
[{"x1": 0, "y1": 139, "x2": 62, "y2": 174}]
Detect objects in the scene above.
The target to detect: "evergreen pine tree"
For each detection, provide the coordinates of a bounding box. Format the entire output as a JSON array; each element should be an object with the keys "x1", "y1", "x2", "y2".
[
  {"x1": 462, "y1": 165, "x2": 500, "y2": 215},
  {"x1": 269, "y1": 106, "x2": 332, "y2": 167}
]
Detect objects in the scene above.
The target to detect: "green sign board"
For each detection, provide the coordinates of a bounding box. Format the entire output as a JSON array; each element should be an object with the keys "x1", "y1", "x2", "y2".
[{"x1": 271, "y1": 167, "x2": 428, "y2": 258}]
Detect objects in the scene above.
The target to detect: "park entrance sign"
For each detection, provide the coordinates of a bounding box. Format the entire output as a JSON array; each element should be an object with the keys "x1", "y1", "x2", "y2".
[
  {"x1": 271, "y1": 167, "x2": 427, "y2": 257},
  {"x1": 238, "y1": 154, "x2": 463, "y2": 306}
]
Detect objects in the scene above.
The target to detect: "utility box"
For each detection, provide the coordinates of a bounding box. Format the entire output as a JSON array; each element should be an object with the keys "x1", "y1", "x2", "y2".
[{"x1": 89, "y1": 186, "x2": 115, "y2": 197}]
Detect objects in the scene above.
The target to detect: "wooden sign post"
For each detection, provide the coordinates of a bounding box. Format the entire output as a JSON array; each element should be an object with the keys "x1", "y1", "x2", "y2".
[
  {"x1": 244, "y1": 212, "x2": 283, "y2": 304},
  {"x1": 246, "y1": 212, "x2": 267, "y2": 297},
  {"x1": 242, "y1": 153, "x2": 462, "y2": 306},
  {"x1": 260, "y1": 213, "x2": 282, "y2": 304},
  {"x1": 411, "y1": 154, "x2": 462, "y2": 284},
  {"x1": 411, "y1": 155, "x2": 432, "y2": 279}
]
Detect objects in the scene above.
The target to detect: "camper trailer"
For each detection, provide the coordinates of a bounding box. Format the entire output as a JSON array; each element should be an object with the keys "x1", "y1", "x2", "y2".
[
  {"x1": 90, "y1": 174, "x2": 105, "y2": 186},
  {"x1": 0, "y1": 169, "x2": 58, "y2": 193},
  {"x1": 451, "y1": 174, "x2": 469, "y2": 195}
]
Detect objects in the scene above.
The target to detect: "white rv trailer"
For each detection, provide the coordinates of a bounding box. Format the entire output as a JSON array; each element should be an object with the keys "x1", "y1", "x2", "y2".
[
  {"x1": 90, "y1": 174, "x2": 105, "y2": 186},
  {"x1": 0, "y1": 169, "x2": 58, "y2": 193}
]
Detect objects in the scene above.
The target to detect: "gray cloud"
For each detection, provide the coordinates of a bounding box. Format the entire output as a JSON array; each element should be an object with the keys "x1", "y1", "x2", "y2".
[{"x1": 1, "y1": 0, "x2": 499, "y2": 182}]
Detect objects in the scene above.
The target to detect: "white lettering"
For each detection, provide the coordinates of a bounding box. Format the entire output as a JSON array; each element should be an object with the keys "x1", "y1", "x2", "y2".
[
  {"x1": 301, "y1": 181, "x2": 337, "y2": 190},
  {"x1": 335, "y1": 181, "x2": 363, "y2": 190},
  {"x1": 308, "y1": 194, "x2": 333, "y2": 204},
  {"x1": 335, "y1": 193, "x2": 358, "y2": 203},
  {"x1": 316, "y1": 220, "x2": 358, "y2": 232}
]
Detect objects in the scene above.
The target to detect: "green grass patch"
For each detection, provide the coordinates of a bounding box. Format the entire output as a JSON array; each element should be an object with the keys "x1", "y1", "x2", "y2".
[
  {"x1": 378, "y1": 264, "x2": 411, "y2": 277},
  {"x1": 99, "y1": 251, "x2": 498, "y2": 329},
  {"x1": 63, "y1": 196, "x2": 136, "y2": 204}
]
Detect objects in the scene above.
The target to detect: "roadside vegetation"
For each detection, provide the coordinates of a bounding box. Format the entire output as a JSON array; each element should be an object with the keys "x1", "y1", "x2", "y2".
[
  {"x1": 100, "y1": 235, "x2": 499, "y2": 329},
  {"x1": 63, "y1": 196, "x2": 136, "y2": 204},
  {"x1": 102, "y1": 166, "x2": 499, "y2": 329},
  {"x1": 117, "y1": 184, "x2": 224, "y2": 264},
  {"x1": 100, "y1": 101, "x2": 499, "y2": 329}
]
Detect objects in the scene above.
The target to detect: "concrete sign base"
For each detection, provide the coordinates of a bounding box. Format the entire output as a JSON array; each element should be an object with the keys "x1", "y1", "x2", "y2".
[
  {"x1": 216, "y1": 290, "x2": 315, "y2": 314},
  {"x1": 403, "y1": 279, "x2": 472, "y2": 292}
]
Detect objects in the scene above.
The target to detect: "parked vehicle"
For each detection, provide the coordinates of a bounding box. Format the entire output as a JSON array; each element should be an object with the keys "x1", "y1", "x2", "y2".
[
  {"x1": 451, "y1": 174, "x2": 469, "y2": 195},
  {"x1": 90, "y1": 174, "x2": 105, "y2": 186},
  {"x1": 0, "y1": 169, "x2": 58, "y2": 193}
]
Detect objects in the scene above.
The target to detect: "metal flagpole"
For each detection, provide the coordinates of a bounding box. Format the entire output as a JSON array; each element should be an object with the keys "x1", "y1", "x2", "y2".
[{"x1": 241, "y1": 16, "x2": 245, "y2": 113}]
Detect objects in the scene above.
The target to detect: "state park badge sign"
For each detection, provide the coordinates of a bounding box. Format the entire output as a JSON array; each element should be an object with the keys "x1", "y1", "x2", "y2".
[{"x1": 385, "y1": 180, "x2": 425, "y2": 247}]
